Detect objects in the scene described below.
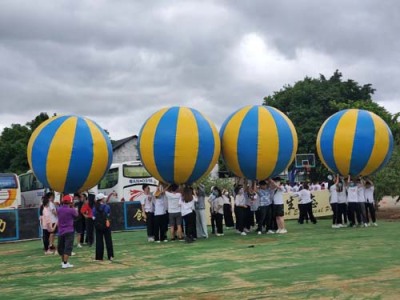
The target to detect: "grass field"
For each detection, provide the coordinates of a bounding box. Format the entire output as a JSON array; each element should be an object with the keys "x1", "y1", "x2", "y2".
[{"x1": 1, "y1": 218, "x2": 400, "y2": 300}]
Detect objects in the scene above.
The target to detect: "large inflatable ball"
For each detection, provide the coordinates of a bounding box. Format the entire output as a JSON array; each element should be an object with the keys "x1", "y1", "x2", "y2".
[
  {"x1": 138, "y1": 107, "x2": 220, "y2": 184},
  {"x1": 220, "y1": 105, "x2": 298, "y2": 180},
  {"x1": 27, "y1": 115, "x2": 113, "y2": 194},
  {"x1": 317, "y1": 109, "x2": 394, "y2": 176}
]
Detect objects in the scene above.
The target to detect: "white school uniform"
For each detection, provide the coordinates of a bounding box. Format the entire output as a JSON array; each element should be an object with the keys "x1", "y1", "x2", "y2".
[
  {"x1": 329, "y1": 184, "x2": 338, "y2": 204},
  {"x1": 347, "y1": 186, "x2": 358, "y2": 203}
]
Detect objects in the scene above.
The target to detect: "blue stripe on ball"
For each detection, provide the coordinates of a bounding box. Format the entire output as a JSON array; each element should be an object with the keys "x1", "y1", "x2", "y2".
[
  {"x1": 268, "y1": 107, "x2": 294, "y2": 177},
  {"x1": 237, "y1": 106, "x2": 259, "y2": 180},
  {"x1": 64, "y1": 118, "x2": 94, "y2": 193},
  {"x1": 349, "y1": 111, "x2": 375, "y2": 175},
  {"x1": 186, "y1": 109, "x2": 215, "y2": 184},
  {"x1": 320, "y1": 110, "x2": 347, "y2": 174},
  {"x1": 154, "y1": 107, "x2": 179, "y2": 183}
]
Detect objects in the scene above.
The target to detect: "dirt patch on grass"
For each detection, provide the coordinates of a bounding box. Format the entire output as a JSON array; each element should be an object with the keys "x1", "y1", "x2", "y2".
[{"x1": 377, "y1": 208, "x2": 400, "y2": 221}]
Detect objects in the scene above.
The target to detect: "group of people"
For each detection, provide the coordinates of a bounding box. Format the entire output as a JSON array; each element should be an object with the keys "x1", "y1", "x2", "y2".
[
  {"x1": 328, "y1": 175, "x2": 377, "y2": 228},
  {"x1": 39, "y1": 191, "x2": 115, "y2": 269},
  {"x1": 39, "y1": 173, "x2": 378, "y2": 268},
  {"x1": 141, "y1": 176, "x2": 291, "y2": 244}
]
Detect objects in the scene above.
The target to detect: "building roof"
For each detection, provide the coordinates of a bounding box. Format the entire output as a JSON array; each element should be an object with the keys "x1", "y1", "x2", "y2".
[{"x1": 112, "y1": 135, "x2": 137, "y2": 151}]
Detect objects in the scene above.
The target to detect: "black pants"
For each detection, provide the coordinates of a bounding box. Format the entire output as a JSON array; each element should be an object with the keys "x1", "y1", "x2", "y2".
[
  {"x1": 183, "y1": 212, "x2": 196, "y2": 240},
  {"x1": 236, "y1": 207, "x2": 246, "y2": 232},
  {"x1": 85, "y1": 218, "x2": 94, "y2": 246},
  {"x1": 154, "y1": 214, "x2": 167, "y2": 241},
  {"x1": 58, "y1": 232, "x2": 74, "y2": 256},
  {"x1": 298, "y1": 204, "x2": 307, "y2": 224},
  {"x1": 365, "y1": 202, "x2": 376, "y2": 223},
  {"x1": 347, "y1": 202, "x2": 361, "y2": 226},
  {"x1": 304, "y1": 203, "x2": 317, "y2": 224},
  {"x1": 270, "y1": 205, "x2": 278, "y2": 231},
  {"x1": 146, "y1": 212, "x2": 155, "y2": 238},
  {"x1": 223, "y1": 204, "x2": 235, "y2": 228},
  {"x1": 337, "y1": 203, "x2": 348, "y2": 224},
  {"x1": 42, "y1": 229, "x2": 50, "y2": 251},
  {"x1": 330, "y1": 203, "x2": 339, "y2": 224},
  {"x1": 210, "y1": 209, "x2": 216, "y2": 234},
  {"x1": 215, "y1": 213, "x2": 223, "y2": 234},
  {"x1": 257, "y1": 206, "x2": 272, "y2": 231},
  {"x1": 95, "y1": 228, "x2": 114, "y2": 260},
  {"x1": 244, "y1": 207, "x2": 253, "y2": 229}
]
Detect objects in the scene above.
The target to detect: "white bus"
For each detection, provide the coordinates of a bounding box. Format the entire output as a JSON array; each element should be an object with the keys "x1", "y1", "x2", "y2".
[
  {"x1": 97, "y1": 161, "x2": 159, "y2": 203},
  {"x1": 19, "y1": 171, "x2": 97, "y2": 208},
  {"x1": 0, "y1": 173, "x2": 21, "y2": 209},
  {"x1": 19, "y1": 170, "x2": 45, "y2": 208}
]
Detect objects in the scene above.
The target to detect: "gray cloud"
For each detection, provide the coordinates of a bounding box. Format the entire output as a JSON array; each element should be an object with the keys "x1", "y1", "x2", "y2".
[{"x1": 0, "y1": 0, "x2": 399, "y2": 139}]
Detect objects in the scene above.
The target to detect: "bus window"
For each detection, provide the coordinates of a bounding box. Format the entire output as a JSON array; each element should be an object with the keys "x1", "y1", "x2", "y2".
[
  {"x1": 123, "y1": 165, "x2": 151, "y2": 178},
  {"x1": 98, "y1": 168, "x2": 118, "y2": 189},
  {"x1": 19, "y1": 174, "x2": 31, "y2": 192},
  {"x1": 0, "y1": 174, "x2": 18, "y2": 189}
]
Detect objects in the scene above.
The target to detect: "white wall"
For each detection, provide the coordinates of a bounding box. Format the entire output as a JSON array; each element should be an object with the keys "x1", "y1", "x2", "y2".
[{"x1": 113, "y1": 138, "x2": 139, "y2": 164}]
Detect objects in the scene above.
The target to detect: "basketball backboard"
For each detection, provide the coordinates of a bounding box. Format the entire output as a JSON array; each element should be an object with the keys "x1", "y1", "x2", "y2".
[{"x1": 295, "y1": 153, "x2": 316, "y2": 168}]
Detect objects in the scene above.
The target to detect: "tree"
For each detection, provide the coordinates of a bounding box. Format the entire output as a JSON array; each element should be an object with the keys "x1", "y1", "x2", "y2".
[
  {"x1": 372, "y1": 146, "x2": 400, "y2": 203},
  {"x1": 263, "y1": 70, "x2": 400, "y2": 182},
  {"x1": 0, "y1": 113, "x2": 49, "y2": 174}
]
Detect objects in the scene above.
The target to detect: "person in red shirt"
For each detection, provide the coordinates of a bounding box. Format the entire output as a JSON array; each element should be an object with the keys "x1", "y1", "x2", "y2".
[{"x1": 81, "y1": 194, "x2": 94, "y2": 247}]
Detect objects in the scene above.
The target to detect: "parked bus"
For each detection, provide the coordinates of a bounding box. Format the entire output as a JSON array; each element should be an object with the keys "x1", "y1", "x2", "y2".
[
  {"x1": 97, "y1": 161, "x2": 159, "y2": 203},
  {"x1": 19, "y1": 170, "x2": 45, "y2": 208},
  {"x1": 0, "y1": 173, "x2": 21, "y2": 209},
  {"x1": 19, "y1": 171, "x2": 97, "y2": 208}
]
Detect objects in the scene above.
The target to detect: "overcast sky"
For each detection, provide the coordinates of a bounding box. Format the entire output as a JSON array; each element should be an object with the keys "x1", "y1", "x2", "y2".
[{"x1": 0, "y1": 0, "x2": 399, "y2": 140}]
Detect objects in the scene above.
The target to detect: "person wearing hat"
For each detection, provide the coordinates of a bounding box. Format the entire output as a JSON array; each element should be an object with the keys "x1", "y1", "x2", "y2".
[
  {"x1": 93, "y1": 193, "x2": 114, "y2": 261},
  {"x1": 57, "y1": 194, "x2": 78, "y2": 269}
]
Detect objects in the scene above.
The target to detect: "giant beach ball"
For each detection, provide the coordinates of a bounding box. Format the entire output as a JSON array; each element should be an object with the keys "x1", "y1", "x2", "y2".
[
  {"x1": 316, "y1": 109, "x2": 394, "y2": 176},
  {"x1": 27, "y1": 115, "x2": 113, "y2": 194},
  {"x1": 138, "y1": 106, "x2": 220, "y2": 184},
  {"x1": 220, "y1": 105, "x2": 298, "y2": 180}
]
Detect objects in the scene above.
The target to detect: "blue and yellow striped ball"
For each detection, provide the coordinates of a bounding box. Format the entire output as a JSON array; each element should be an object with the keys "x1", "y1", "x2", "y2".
[
  {"x1": 220, "y1": 105, "x2": 298, "y2": 180},
  {"x1": 138, "y1": 107, "x2": 220, "y2": 184},
  {"x1": 317, "y1": 109, "x2": 394, "y2": 176},
  {"x1": 27, "y1": 115, "x2": 113, "y2": 194}
]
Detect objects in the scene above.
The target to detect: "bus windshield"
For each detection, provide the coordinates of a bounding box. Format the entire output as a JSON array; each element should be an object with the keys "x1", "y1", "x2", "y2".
[
  {"x1": 0, "y1": 175, "x2": 18, "y2": 189},
  {"x1": 98, "y1": 168, "x2": 119, "y2": 189},
  {"x1": 123, "y1": 165, "x2": 151, "y2": 178}
]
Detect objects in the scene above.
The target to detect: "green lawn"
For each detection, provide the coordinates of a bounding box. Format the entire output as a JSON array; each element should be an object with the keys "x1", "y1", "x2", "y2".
[{"x1": 1, "y1": 220, "x2": 399, "y2": 299}]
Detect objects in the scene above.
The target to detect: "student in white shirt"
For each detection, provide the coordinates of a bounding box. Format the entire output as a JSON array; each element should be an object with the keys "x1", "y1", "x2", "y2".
[
  {"x1": 153, "y1": 184, "x2": 168, "y2": 242},
  {"x1": 346, "y1": 176, "x2": 361, "y2": 227},
  {"x1": 234, "y1": 185, "x2": 248, "y2": 235},
  {"x1": 364, "y1": 179, "x2": 377, "y2": 226},
  {"x1": 180, "y1": 186, "x2": 197, "y2": 243},
  {"x1": 141, "y1": 184, "x2": 155, "y2": 242},
  {"x1": 222, "y1": 190, "x2": 235, "y2": 229},
  {"x1": 292, "y1": 183, "x2": 317, "y2": 224},
  {"x1": 336, "y1": 179, "x2": 348, "y2": 227},
  {"x1": 47, "y1": 192, "x2": 58, "y2": 252},
  {"x1": 165, "y1": 184, "x2": 183, "y2": 241},
  {"x1": 356, "y1": 178, "x2": 368, "y2": 227},
  {"x1": 208, "y1": 186, "x2": 225, "y2": 236},
  {"x1": 269, "y1": 177, "x2": 287, "y2": 234}
]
